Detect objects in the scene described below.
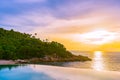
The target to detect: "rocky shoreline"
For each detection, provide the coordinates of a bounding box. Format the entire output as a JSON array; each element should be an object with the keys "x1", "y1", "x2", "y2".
[
  {"x1": 0, "y1": 56, "x2": 91, "y2": 64},
  {"x1": 29, "y1": 56, "x2": 91, "y2": 63}
]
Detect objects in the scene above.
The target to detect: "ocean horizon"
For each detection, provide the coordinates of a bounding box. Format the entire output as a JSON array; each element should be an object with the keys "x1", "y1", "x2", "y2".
[{"x1": 39, "y1": 51, "x2": 120, "y2": 72}]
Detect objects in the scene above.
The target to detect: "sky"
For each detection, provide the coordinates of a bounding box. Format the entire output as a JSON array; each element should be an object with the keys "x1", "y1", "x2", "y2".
[{"x1": 0, "y1": 0, "x2": 120, "y2": 51}]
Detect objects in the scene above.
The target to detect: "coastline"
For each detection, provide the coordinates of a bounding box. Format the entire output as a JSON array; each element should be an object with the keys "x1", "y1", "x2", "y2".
[
  {"x1": 0, "y1": 55, "x2": 91, "y2": 65},
  {"x1": 29, "y1": 56, "x2": 91, "y2": 63}
]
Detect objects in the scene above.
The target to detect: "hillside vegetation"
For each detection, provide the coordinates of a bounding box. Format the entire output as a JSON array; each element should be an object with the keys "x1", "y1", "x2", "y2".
[{"x1": 0, "y1": 28, "x2": 91, "y2": 62}]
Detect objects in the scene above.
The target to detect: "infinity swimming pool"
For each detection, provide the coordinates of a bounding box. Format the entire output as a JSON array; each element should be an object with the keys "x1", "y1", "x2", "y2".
[
  {"x1": 0, "y1": 65, "x2": 54, "y2": 80},
  {"x1": 0, "y1": 64, "x2": 120, "y2": 80}
]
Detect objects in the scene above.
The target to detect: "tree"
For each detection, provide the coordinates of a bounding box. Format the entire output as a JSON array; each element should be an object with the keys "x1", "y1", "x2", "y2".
[{"x1": 0, "y1": 28, "x2": 91, "y2": 61}]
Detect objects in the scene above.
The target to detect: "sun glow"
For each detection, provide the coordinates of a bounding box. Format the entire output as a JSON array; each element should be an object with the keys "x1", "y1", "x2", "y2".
[
  {"x1": 73, "y1": 30, "x2": 116, "y2": 45},
  {"x1": 92, "y1": 51, "x2": 105, "y2": 71}
]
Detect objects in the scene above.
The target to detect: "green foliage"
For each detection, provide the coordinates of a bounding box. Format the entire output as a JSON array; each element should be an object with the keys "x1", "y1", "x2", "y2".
[{"x1": 0, "y1": 28, "x2": 75, "y2": 60}]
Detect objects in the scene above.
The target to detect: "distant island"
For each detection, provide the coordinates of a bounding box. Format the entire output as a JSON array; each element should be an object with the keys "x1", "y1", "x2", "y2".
[{"x1": 0, "y1": 28, "x2": 91, "y2": 63}]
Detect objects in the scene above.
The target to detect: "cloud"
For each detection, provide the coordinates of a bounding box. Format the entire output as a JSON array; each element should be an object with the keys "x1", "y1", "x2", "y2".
[
  {"x1": 1, "y1": 7, "x2": 120, "y2": 40},
  {"x1": 72, "y1": 30, "x2": 118, "y2": 45},
  {"x1": 14, "y1": 0, "x2": 46, "y2": 3},
  {"x1": 1, "y1": 0, "x2": 120, "y2": 51}
]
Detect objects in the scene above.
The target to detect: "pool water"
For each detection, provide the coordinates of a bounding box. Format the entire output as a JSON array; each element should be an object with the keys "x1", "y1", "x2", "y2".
[{"x1": 0, "y1": 65, "x2": 54, "y2": 80}]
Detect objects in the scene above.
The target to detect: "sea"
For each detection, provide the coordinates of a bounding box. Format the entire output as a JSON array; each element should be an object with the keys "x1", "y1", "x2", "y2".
[{"x1": 40, "y1": 51, "x2": 120, "y2": 72}]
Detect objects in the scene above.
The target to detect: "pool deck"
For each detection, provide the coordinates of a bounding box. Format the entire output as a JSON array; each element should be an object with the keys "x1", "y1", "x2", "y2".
[
  {"x1": 30, "y1": 65, "x2": 120, "y2": 80},
  {"x1": 0, "y1": 60, "x2": 16, "y2": 65}
]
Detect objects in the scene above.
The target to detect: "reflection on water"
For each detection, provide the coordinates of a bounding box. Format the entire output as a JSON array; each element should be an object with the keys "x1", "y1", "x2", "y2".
[
  {"x1": 0, "y1": 65, "x2": 25, "y2": 71},
  {"x1": 92, "y1": 51, "x2": 105, "y2": 71},
  {"x1": 0, "y1": 65, "x2": 54, "y2": 80},
  {"x1": 38, "y1": 51, "x2": 120, "y2": 71}
]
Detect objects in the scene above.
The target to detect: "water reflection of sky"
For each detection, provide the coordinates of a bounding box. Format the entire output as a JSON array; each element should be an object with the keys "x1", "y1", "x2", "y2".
[
  {"x1": 92, "y1": 51, "x2": 105, "y2": 71},
  {"x1": 0, "y1": 65, "x2": 54, "y2": 80}
]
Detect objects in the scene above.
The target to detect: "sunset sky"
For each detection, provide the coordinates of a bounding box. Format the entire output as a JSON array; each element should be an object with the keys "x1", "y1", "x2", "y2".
[{"x1": 0, "y1": 0, "x2": 120, "y2": 51}]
